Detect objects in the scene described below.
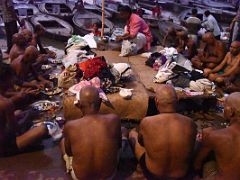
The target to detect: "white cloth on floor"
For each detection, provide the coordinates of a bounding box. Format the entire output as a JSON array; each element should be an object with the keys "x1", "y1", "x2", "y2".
[{"x1": 119, "y1": 33, "x2": 147, "y2": 57}]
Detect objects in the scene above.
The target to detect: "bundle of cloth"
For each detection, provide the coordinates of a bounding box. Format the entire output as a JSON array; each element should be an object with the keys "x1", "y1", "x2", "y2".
[{"x1": 153, "y1": 47, "x2": 192, "y2": 84}]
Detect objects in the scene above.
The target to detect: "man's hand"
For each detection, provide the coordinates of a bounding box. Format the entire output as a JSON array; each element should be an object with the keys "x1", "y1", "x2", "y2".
[
  {"x1": 203, "y1": 68, "x2": 212, "y2": 77},
  {"x1": 46, "y1": 49, "x2": 57, "y2": 59},
  {"x1": 23, "y1": 88, "x2": 40, "y2": 96},
  {"x1": 37, "y1": 54, "x2": 49, "y2": 63},
  {"x1": 116, "y1": 36, "x2": 123, "y2": 42}
]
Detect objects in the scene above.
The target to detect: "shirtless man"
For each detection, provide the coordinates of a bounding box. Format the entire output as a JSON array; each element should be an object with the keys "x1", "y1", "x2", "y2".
[
  {"x1": 30, "y1": 24, "x2": 56, "y2": 58},
  {"x1": 176, "y1": 30, "x2": 197, "y2": 59},
  {"x1": 21, "y1": 29, "x2": 33, "y2": 45},
  {"x1": 162, "y1": 27, "x2": 178, "y2": 47},
  {"x1": 191, "y1": 32, "x2": 225, "y2": 70},
  {"x1": 11, "y1": 46, "x2": 52, "y2": 89},
  {"x1": 61, "y1": 86, "x2": 122, "y2": 179},
  {"x1": 194, "y1": 92, "x2": 240, "y2": 180},
  {"x1": 129, "y1": 84, "x2": 197, "y2": 179},
  {"x1": 0, "y1": 94, "x2": 45, "y2": 156},
  {"x1": 204, "y1": 41, "x2": 240, "y2": 83},
  {"x1": 9, "y1": 33, "x2": 27, "y2": 62},
  {"x1": 0, "y1": 93, "x2": 63, "y2": 157}
]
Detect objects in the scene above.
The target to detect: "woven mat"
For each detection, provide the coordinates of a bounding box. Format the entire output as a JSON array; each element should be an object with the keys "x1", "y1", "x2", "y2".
[{"x1": 63, "y1": 50, "x2": 149, "y2": 121}]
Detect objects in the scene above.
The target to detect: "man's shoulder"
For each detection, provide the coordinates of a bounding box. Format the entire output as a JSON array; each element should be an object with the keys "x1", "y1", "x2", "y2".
[
  {"x1": 203, "y1": 127, "x2": 229, "y2": 142},
  {"x1": 216, "y1": 40, "x2": 225, "y2": 48},
  {"x1": 64, "y1": 118, "x2": 82, "y2": 129},
  {"x1": 141, "y1": 113, "x2": 193, "y2": 125},
  {"x1": 131, "y1": 13, "x2": 143, "y2": 22},
  {"x1": 236, "y1": 53, "x2": 240, "y2": 59}
]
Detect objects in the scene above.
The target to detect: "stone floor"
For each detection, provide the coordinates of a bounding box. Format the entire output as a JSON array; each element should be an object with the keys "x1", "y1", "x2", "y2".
[{"x1": 0, "y1": 34, "x2": 227, "y2": 180}]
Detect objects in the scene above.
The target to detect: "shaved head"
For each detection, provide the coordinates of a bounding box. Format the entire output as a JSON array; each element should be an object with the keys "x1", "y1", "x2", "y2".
[
  {"x1": 13, "y1": 33, "x2": 27, "y2": 47},
  {"x1": 202, "y1": 32, "x2": 215, "y2": 44},
  {"x1": 155, "y1": 84, "x2": 177, "y2": 112},
  {"x1": 230, "y1": 41, "x2": 240, "y2": 55},
  {"x1": 79, "y1": 86, "x2": 101, "y2": 114},
  {"x1": 225, "y1": 92, "x2": 240, "y2": 113},
  {"x1": 21, "y1": 29, "x2": 32, "y2": 42}
]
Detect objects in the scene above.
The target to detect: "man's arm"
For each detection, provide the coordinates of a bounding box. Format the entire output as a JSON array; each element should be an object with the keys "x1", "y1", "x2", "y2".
[
  {"x1": 204, "y1": 43, "x2": 225, "y2": 64},
  {"x1": 5, "y1": 99, "x2": 17, "y2": 135},
  {"x1": 36, "y1": 37, "x2": 47, "y2": 54},
  {"x1": 118, "y1": 20, "x2": 142, "y2": 41},
  {"x1": 194, "y1": 130, "x2": 214, "y2": 173},
  {"x1": 64, "y1": 125, "x2": 72, "y2": 156},
  {"x1": 221, "y1": 59, "x2": 240, "y2": 77},
  {"x1": 138, "y1": 119, "x2": 146, "y2": 147},
  {"x1": 210, "y1": 53, "x2": 228, "y2": 73}
]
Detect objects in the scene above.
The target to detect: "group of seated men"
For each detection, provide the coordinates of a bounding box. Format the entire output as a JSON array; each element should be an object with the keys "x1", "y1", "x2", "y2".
[
  {"x1": 163, "y1": 26, "x2": 240, "y2": 92},
  {"x1": 1, "y1": 46, "x2": 240, "y2": 179},
  {"x1": 1, "y1": 5, "x2": 240, "y2": 180},
  {"x1": 0, "y1": 25, "x2": 62, "y2": 157},
  {"x1": 58, "y1": 85, "x2": 240, "y2": 180},
  {"x1": 160, "y1": 7, "x2": 240, "y2": 92}
]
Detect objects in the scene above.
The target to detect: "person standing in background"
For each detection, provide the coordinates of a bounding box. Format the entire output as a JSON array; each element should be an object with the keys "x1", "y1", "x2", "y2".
[
  {"x1": 229, "y1": 7, "x2": 240, "y2": 44},
  {"x1": 0, "y1": 0, "x2": 20, "y2": 53},
  {"x1": 202, "y1": 10, "x2": 221, "y2": 40}
]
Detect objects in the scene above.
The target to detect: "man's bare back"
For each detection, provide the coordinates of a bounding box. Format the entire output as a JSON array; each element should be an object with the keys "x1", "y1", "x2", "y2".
[
  {"x1": 65, "y1": 114, "x2": 121, "y2": 179},
  {"x1": 195, "y1": 92, "x2": 240, "y2": 180},
  {"x1": 140, "y1": 113, "x2": 196, "y2": 178},
  {"x1": 206, "y1": 126, "x2": 240, "y2": 179},
  {"x1": 129, "y1": 85, "x2": 197, "y2": 179},
  {"x1": 63, "y1": 86, "x2": 122, "y2": 179}
]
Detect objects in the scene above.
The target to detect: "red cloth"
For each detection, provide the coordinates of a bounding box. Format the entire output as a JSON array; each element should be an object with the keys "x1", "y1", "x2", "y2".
[
  {"x1": 79, "y1": 57, "x2": 107, "y2": 79},
  {"x1": 126, "y1": 13, "x2": 152, "y2": 51}
]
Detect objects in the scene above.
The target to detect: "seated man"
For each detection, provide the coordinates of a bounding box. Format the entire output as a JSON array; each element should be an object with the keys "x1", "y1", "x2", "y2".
[
  {"x1": 129, "y1": 84, "x2": 197, "y2": 179},
  {"x1": 61, "y1": 86, "x2": 122, "y2": 179},
  {"x1": 194, "y1": 92, "x2": 240, "y2": 179},
  {"x1": 9, "y1": 33, "x2": 27, "y2": 62},
  {"x1": 204, "y1": 41, "x2": 240, "y2": 83},
  {"x1": 0, "y1": 94, "x2": 61, "y2": 157},
  {"x1": 191, "y1": 32, "x2": 225, "y2": 70},
  {"x1": 11, "y1": 46, "x2": 52, "y2": 89},
  {"x1": 116, "y1": 5, "x2": 153, "y2": 52},
  {"x1": 0, "y1": 61, "x2": 41, "y2": 109},
  {"x1": 162, "y1": 27, "x2": 178, "y2": 47},
  {"x1": 176, "y1": 30, "x2": 197, "y2": 59},
  {"x1": 30, "y1": 24, "x2": 56, "y2": 58},
  {"x1": 21, "y1": 29, "x2": 33, "y2": 46}
]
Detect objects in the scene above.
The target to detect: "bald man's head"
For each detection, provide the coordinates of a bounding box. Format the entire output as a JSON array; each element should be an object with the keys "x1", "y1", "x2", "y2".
[
  {"x1": 13, "y1": 33, "x2": 27, "y2": 47},
  {"x1": 21, "y1": 29, "x2": 32, "y2": 42},
  {"x1": 225, "y1": 92, "x2": 240, "y2": 121},
  {"x1": 230, "y1": 41, "x2": 240, "y2": 56},
  {"x1": 23, "y1": 46, "x2": 39, "y2": 63},
  {"x1": 202, "y1": 32, "x2": 215, "y2": 45},
  {"x1": 78, "y1": 86, "x2": 101, "y2": 114},
  {"x1": 155, "y1": 84, "x2": 177, "y2": 113}
]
